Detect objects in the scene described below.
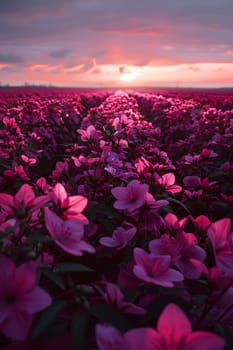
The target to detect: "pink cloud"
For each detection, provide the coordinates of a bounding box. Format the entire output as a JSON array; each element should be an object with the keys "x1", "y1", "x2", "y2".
[
  {"x1": 0, "y1": 63, "x2": 13, "y2": 70},
  {"x1": 225, "y1": 49, "x2": 233, "y2": 55}
]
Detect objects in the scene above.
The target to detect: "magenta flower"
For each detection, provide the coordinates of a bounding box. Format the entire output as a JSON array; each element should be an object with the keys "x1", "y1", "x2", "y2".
[
  {"x1": 21, "y1": 154, "x2": 37, "y2": 165},
  {"x1": 207, "y1": 218, "x2": 233, "y2": 277},
  {"x1": 49, "y1": 182, "x2": 88, "y2": 224},
  {"x1": 36, "y1": 177, "x2": 52, "y2": 194},
  {"x1": 111, "y1": 180, "x2": 149, "y2": 212},
  {"x1": 77, "y1": 125, "x2": 101, "y2": 141},
  {"x1": 44, "y1": 208, "x2": 95, "y2": 256},
  {"x1": 220, "y1": 193, "x2": 233, "y2": 203},
  {"x1": 124, "y1": 303, "x2": 225, "y2": 350},
  {"x1": 142, "y1": 193, "x2": 168, "y2": 232},
  {"x1": 0, "y1": 184, "x2": 48, "y2": 217},
  {"x1": 149, "y1": 231, "x2": 206, "y2": 279},
  {"x1": 133, "y1": 248, "x2": 183, "y2": 287},
  {"x1": 96, "y1": 324, "x2": 126, "y2": 350},
  {"x1": 164, "y1": 213, "x2": 188, "y2": 233},
  {"x1": 0, "y1": 255, "x2": 51, "y2": 340},
  {"x1": 157, "y1": 172, "x2": 182, "y2": 194},
  {"x1": 94, "y1": 282, "x2": 145, "y2": 315},
  {"x1": 183, "y1": 176, "x2": 201, "y2": 189},
  {"x1": 99, "y1": 226, "x2": 136, "y2": 249},
  {"x1": 190, "y1": 215, "x2": 211, "y2": 231},
  {"x1": 184, "y1": 189, "x2": 203, "y2": 200}
]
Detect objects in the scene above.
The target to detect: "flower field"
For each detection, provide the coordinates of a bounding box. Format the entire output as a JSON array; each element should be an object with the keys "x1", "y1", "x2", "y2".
[{"x1": 0, "y1": 87, "x2": 233, "y2": 349}]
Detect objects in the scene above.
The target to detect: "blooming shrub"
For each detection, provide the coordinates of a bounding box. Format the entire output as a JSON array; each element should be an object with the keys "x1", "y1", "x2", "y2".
[{"x1": 0, "y1": 87, "x2": 232, "y2": 349}]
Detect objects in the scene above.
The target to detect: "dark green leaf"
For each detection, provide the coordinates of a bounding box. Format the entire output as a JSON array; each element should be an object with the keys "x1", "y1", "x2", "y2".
[
  {"x1": 216, "y1": 324, "x2": 233, "y2": 350},
  {"x1": 55, "y1": 262, "x2": 94, "y2": 273},
  {"x1": 31, "y1": 301, "x2": 66, "y2": 340},
  {"x1": 71, "y1": 312, "x2": 89, "y2": 350},
  {"x1": 165, "y1": 196, "x2": 190, "y2": 214},
  {"x1": 91, "y1": 304, "x2": 129, "y2": 332},
  {"x1": 39, "y1": 266, "x2": 65, "y2": 290},
  {"x1": 26, "y1": 232, "x2": 53, "y2": 244},
  {"x1": 86, "y1": 202, "x2": 122, "y2": 222},
  {"x1": 144, "y1": 295, "x2": 189, "y2": 323},
  {"x1": 160, "y1": 205, "x2": 174, "y2": 214}
]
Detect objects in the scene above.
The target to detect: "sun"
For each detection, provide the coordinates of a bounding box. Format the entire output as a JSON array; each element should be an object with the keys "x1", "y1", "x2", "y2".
[
  {"x1": 120, "y1": 73, "x2": 136, "y2": 83},
  {"x1": 119, "y1": 69, "x2": 140, "y2": 83}
]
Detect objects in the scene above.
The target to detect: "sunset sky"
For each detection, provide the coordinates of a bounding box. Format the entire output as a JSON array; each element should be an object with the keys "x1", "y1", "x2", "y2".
[{"x1": 1, "y1": 0, "x2": 233, "y2": 88}]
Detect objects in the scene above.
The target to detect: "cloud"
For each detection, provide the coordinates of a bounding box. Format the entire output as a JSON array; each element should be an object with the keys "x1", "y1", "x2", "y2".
[
  {"x1": 0, "y1": 0, "x2": 75, "y2": 17},
  {"x1": 92, "y1": 67, "x2": 102, "y2": 74},
  {"x1": 63, "y1": 65, "x2": 83, "y2": 73},
  {"x1": 225, "y1": 49, "x2": 233, "y2": 55},
  {"x1": 28, "y1": 64, "x2": 63, "y2": 73},
  {"x1": 49, "y1": 49, "x2": 71, "y2": 59},
  {"x1": 0, "y1": 53, "x2": 24, "y2": 64},
  {"x1": 187, "y1": 65, "x2": 200, "y2": 72},
  {"x1": 0, "y1": 63, "x2": 12, "y2": 70}
]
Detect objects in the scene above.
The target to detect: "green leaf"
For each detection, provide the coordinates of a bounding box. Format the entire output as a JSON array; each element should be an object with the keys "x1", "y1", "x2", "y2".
[
  {"x1": 25, "y1": 232, "x2": 53, "y2": 244},
  {"x1": 161, "y1": 205, "x2": 174, "y2": 214},
  {"x1": 86, "y1": 202, "x2": 122, "y2": 222},
  {"x1": 55, "y1": 262, "x2": 94, "y2": 273},
  {"x1": 144, "y1": 295, "x2": 189, "y2": 324},
  {"x1": 71, "y1": 312, "x2": 89, "y2": 350},
  {"x1": 31, "y1": 301, "x2": 66, "y2": 340},
  {"x1": 216, "y1": 324, "x2": 233, "y2": 350},
  {"x1": 212, "y1": 201, "x2": 229, "y2": 208},
  {"x1": 165, "y1": 196, "x2": 190, "y2": 214},
  {"x1": 39, "y1": 266, "x2": 65, "y2": 290},
  {"x1": 91, "y1": 304, "x2": 129, "y2": 332}
]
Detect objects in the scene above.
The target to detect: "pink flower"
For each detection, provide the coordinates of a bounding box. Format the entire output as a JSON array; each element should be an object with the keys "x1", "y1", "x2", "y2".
[
  {"x1": 183, "y1": 176, "x2": 201, "y2": 189},
  {"x1": 14, "y1": 165, "x2": 29, "y2": 181},
  {"x1": 142, "y1": 193, "x2": 168, "y2": 233},
  {"x1": 21, "y1": 155, "x2": 37, "y2": 166},
  {"x1": 44, "y1": 208, "x2": 95, "y2": 256},
  {"x1": 36, "y1": 177, "x2": 52, "y2": 194},
  {"x1": 208, "y1": 267, "x2": 231, "y2": 290},
  {"x1": 99, "y1": 226, "x2": 136, "y2": 249},
  {"x1": 77, "y1": 125, "x2": 101, "y2": 141},
  {"x1": 207, "y1": 218, "x2": 233, "y2": 277},
  {"x1": 157, "y1": 173, "x2": 182, "y2": 194},
  {"x1": 51, "y1": 161, "x2": 69, "y2": 180},
  {"x1": 164, "y1": 213, "x2": 188, "y2": 233},
  {"x1": 149, "y1": 231, "x2": 206, "y2": 279},
  {"x1": 96, "y1": 324, "x2": 126, "y2": 350},
  {"x1": 124, "y1": 303, "x2": 225, "y2": 350},
  {"x1": 220, "y1": 193, "x2": 233, "y2": 203},
  {"x1": 184, "y1": 154, "x2": 201, "y2": 164},
  {"x1": 201, "y1": 148, "x2": 218, "y2": 158},
  {"x1": 0, "y1": 255, "x2": 51, "y2": 340},
  {"x1": 134, "y1": 157, "x2": 150, "y2": 174},
  {"x1": 94, "y1": 282, "x2": 145, "y2": 315},
  {"x1": 190, "y1": 215, "x2": 211, "y2": 231},
  {"x1": 133, "y1": 248, "x2": 184, "y2": 287},
  {"x1": 0, "y1": 184, "x2": 48, "y2": 217},
  {"x1": 111, "y1": 180, "x2": 149, "y2": 212},
  {"x1": 49, "y1": 182, "x2": 88, "y2": 224},
  {"x1": 184, "y1": 189, "x2": 203, "y2": 199}
]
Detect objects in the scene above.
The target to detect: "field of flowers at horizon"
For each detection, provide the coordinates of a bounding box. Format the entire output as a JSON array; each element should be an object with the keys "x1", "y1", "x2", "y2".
[{"x1": 0, "y1": 88, "x2": 233, "y2": 349}]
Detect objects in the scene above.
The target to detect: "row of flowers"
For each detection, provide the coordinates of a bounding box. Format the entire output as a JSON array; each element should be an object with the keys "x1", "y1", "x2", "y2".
[{"x1": 0, "y1": 88, "x2": 232, "y2": 349}]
